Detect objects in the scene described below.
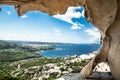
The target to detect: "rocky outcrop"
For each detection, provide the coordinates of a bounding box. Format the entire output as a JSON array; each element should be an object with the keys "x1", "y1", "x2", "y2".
[
  {"x1": 0, "y1": 0, "x2": 120, "y2": 79},
  {"x1": 0, "y1": 0, "x2": 82, "y2": 16},
  {"x1": 10, "y1": 52, "x2": 111, "y2": 80},
  {"x1": 10, "y1": 54, "x2": 88, "y2": 80}
]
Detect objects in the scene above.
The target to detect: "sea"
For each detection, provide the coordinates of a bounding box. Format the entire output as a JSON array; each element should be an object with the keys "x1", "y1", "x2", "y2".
[{"x1": 39, "y1": 44, "x2": 100, "y2": 58}]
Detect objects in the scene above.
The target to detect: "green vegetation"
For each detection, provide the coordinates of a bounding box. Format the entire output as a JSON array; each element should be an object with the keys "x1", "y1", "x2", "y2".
[
  {"x1": 66, "y1": 60, "x2": 89, "y2": 73},
  {"x1": 0, "y1": 40, "x2": 56, "y2": 80},
  {"x1": 66, "y1": 60, "x2": 88, "y2": 67},
  {"x1": 0, "y1": 40, "x2": 17, "y2": 49},
  {"x1": 0, "y1": 76, "x2": 22, "y2": 80},
  {"x1": 0, "y1": 50, "x2": 41, "y2": 62},
  {"x1": 0, "y1": 40, "x2": 89, "y2": 80},
  {"x1": 0, "y1": 40, "x2": 56, "y2": 62},
  {"x1": 11, "y1": 58, "x2": 64, "y2": 69},
  {"x1": 0, "y1": 62, "x2": 26, "y2": 80},
  {"x1": 9, "y1": 58, "x2": 89, "y2": 79},
  {"x1": 0, "y1": 57, "x2": 88, "y2": 80}
]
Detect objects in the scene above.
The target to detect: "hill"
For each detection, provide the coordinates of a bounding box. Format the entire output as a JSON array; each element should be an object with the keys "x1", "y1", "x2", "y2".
[{"x1": 0, "y1": 40, "x2": 17, "y2": 49}]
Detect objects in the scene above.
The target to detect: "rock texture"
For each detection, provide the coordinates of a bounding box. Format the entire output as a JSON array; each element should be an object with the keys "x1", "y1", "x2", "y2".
[
  {"x1": 57, "y1": 72, "x2": 112, "y2": 80},
  {"x1": 0, "y1": 0, "x2": 82, "y2": 16},
  {"x1": 0, "y1": 0, "x2": 120, "y2": 79}
]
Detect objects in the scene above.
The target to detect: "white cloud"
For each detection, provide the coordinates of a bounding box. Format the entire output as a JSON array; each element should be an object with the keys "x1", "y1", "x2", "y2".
[
  {"x1": 53, "y1": 6, "x2": 84, "y2": 30},
  {"x1": 53, "y1": 29, "x2": 61, "y2": 32},
  {"x1": 20, "y1": 15, "x2": 28, "y2": 18},
  {"x1": 0, "y1": 33, "x2": 29, "y2": 40},
  {"x1": 71, "y1": 23, "x2": 84, "y2": 30},
  {"x1": 40, "y1": 32, "x2": 49, "y2": 35},
  {"x1": 81, "y1": 9, "x2": 85, "y2": 17},
  {"x1": 7, "y1": 11, "x2": 11, "y2": 15},
  {"x1": 53, "y1": 29, "x2": 61, "y2": 36},
  {"x1": 85, "y1": 28, "x2": 100, "y2": 43},
  {"x1": 0, "y1": 32, "x2": 64, "y2": 43},
  {"x1": 56, "y1": 33, "x2": 61, "y2": 36}
]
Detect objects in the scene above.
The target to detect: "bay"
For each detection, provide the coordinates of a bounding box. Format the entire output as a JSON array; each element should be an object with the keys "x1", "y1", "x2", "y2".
[{"x1": 39, "y1": 44, "x2": 100, "y2": 58}]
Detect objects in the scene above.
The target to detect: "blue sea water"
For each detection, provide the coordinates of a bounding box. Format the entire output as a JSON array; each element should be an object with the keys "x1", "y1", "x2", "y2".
[{"x1": 39, "y1": 44, "x2": 100, "y2": 58}]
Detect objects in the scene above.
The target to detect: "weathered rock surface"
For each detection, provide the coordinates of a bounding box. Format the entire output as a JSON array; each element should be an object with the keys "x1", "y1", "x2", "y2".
[
  {"x1": 57, "y1": 72, "x2": 112, "y2": 80},
  {"x1": 0, "y1": 0, "x2": 82, "y2": 16},
  {"x1": 0, "y1": 0, "x2": 120, "y2": 79}
]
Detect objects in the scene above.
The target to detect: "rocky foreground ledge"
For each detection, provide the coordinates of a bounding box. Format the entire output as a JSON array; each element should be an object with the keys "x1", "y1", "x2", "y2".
[
  {"x1": 57, "y1": 72, "x2": 112, "y2": 80},
  {"x1": 56, "y1": 51, "x2": 111, "y2": 80},
  {"x1": 10, "y1": 51, "x2": 111, "y2": 80}
]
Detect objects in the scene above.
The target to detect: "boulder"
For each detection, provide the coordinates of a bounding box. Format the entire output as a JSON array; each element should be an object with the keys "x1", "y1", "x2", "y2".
[
  {"x1": 45, "y1": 63, "x2": 57, "y2": 68},
  {"x1": 47, "y1": 69, "x2": 61, "y2": 78},
  {"x1": 93, "y1": 62, "x2": 110, "y2": 72}
]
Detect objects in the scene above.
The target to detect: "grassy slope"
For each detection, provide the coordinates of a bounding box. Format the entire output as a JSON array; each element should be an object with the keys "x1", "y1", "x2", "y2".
[{"x1": 0, "y1": 40, "x2": 41, "y2": 79}]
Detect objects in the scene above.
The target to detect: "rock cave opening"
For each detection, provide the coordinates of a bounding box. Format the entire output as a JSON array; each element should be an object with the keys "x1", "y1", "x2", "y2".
[{"x1": 0, "y1": 4, "x2": 110, "y2": 80}]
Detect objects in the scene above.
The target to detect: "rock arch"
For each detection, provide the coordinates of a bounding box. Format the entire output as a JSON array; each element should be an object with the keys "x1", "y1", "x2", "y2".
[{"x1": 0, "y1": 0, "x2": 120, "y2": 79}]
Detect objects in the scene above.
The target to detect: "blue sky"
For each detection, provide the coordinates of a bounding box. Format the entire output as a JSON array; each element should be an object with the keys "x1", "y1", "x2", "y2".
[{"x1": 0, "y1": 5, "x2": 100, "y2": 44}]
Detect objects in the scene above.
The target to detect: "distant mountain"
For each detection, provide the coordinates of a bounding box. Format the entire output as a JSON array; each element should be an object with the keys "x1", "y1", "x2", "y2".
[
  {"x1": 0, "y1": 40, "x2": 17, "y2": 49},
  {"x1": 6, "y1": 40, "x2": 73, "y2": 45},
  {"x1": 0, "y1": 40, "x2": 10, "y2": 49},
  {"x1": 6, "y1": 40, "x2": 100, "y2": 46}
]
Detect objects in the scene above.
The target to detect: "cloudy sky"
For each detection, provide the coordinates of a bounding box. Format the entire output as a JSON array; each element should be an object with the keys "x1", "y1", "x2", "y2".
[{"x1": 0, "y1": 5, "x2": 100, "y2": 44}]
